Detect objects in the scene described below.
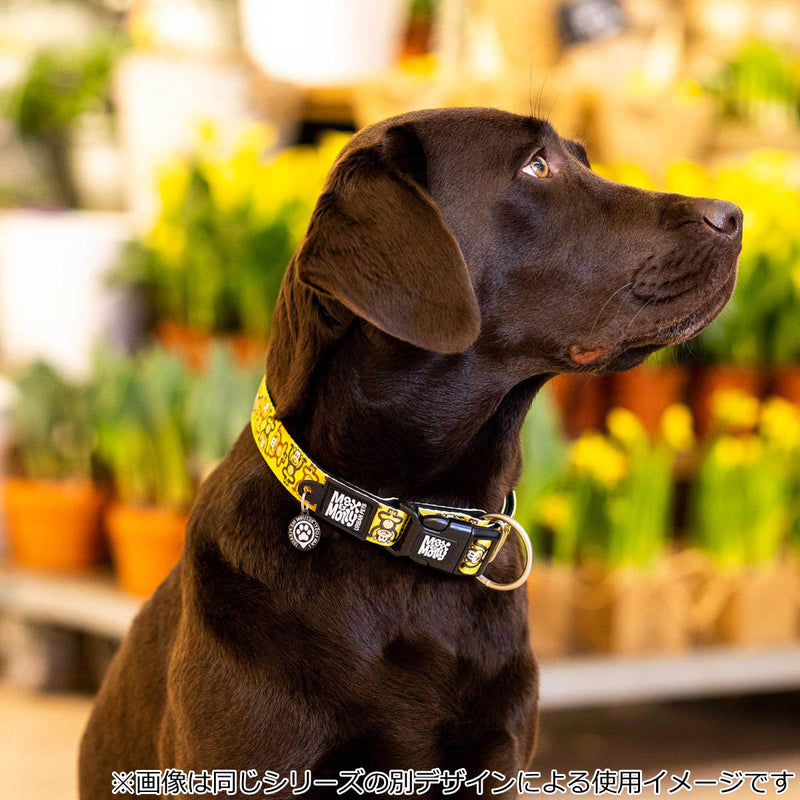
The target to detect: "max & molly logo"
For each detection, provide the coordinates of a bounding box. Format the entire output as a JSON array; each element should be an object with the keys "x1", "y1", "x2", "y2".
[
  {"x1": 324, "y1": 490, "x2": 368, "y2": 531},
  {"x1": 417, "y1": 534, "x2": 452, "y2": 562}
]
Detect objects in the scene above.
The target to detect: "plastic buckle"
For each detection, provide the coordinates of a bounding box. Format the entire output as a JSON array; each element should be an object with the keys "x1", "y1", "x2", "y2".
[{"x1": 392, "y1": 504, "x2": 499, "y2": 574}]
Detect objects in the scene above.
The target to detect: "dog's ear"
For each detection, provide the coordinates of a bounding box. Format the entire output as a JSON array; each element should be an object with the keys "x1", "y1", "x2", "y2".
[{"x1": 294, "y1": 124, "x2": 481, "y2": 353}]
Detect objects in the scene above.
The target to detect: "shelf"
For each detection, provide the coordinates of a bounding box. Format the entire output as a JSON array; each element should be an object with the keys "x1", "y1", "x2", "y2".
[
  {"x1": 2, "y1": 566, "x2": 800, "y2": 709},
  {"x1": 539, "y1": 646, "x2": 800, "y2": 709},
  {"x1": 0, "y1": 566, "x2": 141, "y2": 639}
]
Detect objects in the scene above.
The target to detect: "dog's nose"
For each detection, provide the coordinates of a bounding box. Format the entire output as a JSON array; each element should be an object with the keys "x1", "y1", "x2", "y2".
[{"x1": 700, "y1": 199, "x2": 743, "y2": 240}]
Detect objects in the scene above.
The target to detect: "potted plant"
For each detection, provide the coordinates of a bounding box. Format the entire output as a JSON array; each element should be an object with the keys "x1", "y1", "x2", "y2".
[
  {"x1": 3, "y1": 362, "x2": 104, "y2": 571},
  {"x1": 0, "y1": 37, "x2": 121, "y2": 208},
  {"x1": 93, "y1": 347, "x2": 193, "y2": 596},
  {"x1": 547, "y1": 373, "x2": 610, "y2": 438},
  {"x1": 689, "y1": 151, "x2": 800, "y2": 429},
  {"x1": 185, "y1": 343, "x2": 263, "y2": 480},
  {"x1": 571, "y1": 406, "x2": 692, "y2": 655},
  {"x1": 690, "y1": 396, "x2": 800, "y2": 647},
  {"x1": 514, "y1": 391, "x2": 574, "y2": 659},
  {"x1": 611, "y1": 346, "x2": 688, "y2": 436},
  {"x1": 115, "y1": 126, "x2": 343, "y2": 366},
  {"x1": 769, "y1": 262, "x2": 800, "y2": 403}
]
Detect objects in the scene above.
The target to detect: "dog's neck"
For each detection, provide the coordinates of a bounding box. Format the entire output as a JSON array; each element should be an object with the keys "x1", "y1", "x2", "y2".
[{"x1": 265, "y1": 278, "x2": 548, "y2": 512}]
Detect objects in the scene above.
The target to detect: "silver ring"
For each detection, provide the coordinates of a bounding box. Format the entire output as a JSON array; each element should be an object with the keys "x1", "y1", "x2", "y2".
[
  {"x1": 300, "y1": 488, "x2": 310, "y2": 514},
  {"x1": 476, "y1": 513, "x2": 533, "y2": 591}
]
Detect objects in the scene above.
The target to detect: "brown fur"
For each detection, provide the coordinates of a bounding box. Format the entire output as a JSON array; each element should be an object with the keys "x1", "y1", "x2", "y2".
[{"x1": 80, "y1": 108, "x2": 741, "y2": 799}]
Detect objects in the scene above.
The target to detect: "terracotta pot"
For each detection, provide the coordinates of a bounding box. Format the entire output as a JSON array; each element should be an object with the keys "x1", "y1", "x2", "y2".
[
  {"x1": 612, "y1": 366, "x2": 689, "y2": 435},
  {"x1": 156, "y1": 321, "x2": 212, "y2": 370},
  {"x1": 573, "y1": 563, "x2": 691, "y2": 656},
  {"x1": 691, "y1": 365, "x2": 762, "y2": 436},
  {"x1": 3, "y1": 478, "x2": 105, "y2": 571},
  {"x1": 403, "y1": 17, "x2": 432, "y2": 57},
  {"x1": 231, "y1": 332, "x2": 266, "y2": 366},
  {"x1": 107, "y1": 503, "x2": 187, "y2": 596},
  {"x1": 548, "y1": 374, "x2": 610, "y2": 438},
  {"x1": 527, "y1": 563, "x2": 576, "y2": 660},
  {"x1": 772, "y1": 366, "x2": 800, "y2": 405}
]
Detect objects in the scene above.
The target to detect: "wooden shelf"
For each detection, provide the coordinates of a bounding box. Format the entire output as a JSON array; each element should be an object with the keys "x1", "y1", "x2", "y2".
[{"x1": 3, "y1": 566, "x2": 800, "y2": 709}]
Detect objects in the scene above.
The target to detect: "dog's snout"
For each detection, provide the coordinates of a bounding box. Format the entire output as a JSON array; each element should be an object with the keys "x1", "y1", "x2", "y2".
[{"x1": 700, "y1": 199, "x2": 743, "y2": 240}]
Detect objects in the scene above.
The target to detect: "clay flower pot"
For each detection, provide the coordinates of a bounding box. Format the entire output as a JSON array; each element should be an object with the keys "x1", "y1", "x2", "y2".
[
  {"x1": 3, "y1": 478, "x2": 105, "y2": 571},
  {"x1": 612, "y1": 366, "x2": 689, "y2": 435},
  {"x1": 692, "y1": 365, "x2": 763, "y2": 436},
  {"x1": 548, "y1": 374, "x2": 610, "y2": 438},
  {"x1": 156, "y1": 321, "x2": 212, "y2": 370},
  {"x1": 231, "y1": 332, "x2": 266, "y2": 366},
  {"x1": 772, "y1": 366, "x2": 800, "y2": 405},
  {"x1": 107, "y1": 503, "x2": 187, "y2": 597}
]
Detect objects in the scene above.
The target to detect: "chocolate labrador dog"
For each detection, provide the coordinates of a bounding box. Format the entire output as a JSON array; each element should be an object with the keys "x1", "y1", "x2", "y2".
[{"x1": 80, "y1": 108, "x2": 741, "y2": 798}]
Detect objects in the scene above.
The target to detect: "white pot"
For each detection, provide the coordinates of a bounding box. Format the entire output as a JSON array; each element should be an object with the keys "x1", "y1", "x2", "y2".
[
  {"x1": 0, "y1": 211, "x2": 132, "y2": 379},
  {"x1": 240, "y1": 0, "x2": 408, "y2": 86},
  {"x1": 116, "y1": 52, "x2": 302, "y2": 227}
]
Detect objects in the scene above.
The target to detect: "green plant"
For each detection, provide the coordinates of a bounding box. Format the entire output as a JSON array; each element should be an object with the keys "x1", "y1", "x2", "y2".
[
  {"x1": 185, "y1": 344, "x2": 263, "y2": 473},
  {"x1": 602, "y1": 153, "x2": 800, "y2": 366},
  {"x1": 515, "y1": 390, "x2": 570, "y2": 559},
  {"x1": 691, "y1": 395, "x2": 799, "y2": 568},
  {"x1": 92, "y1": 347, "x2": 193, "y2": 510},
  {"x1": 1, "y1": 36, "x2": 122, "y2": 206},
  {"x1": 116, "y1": 126, "x2": 348, "y2": 338},
  {"x1": 706, "y1": 40, "x2": 800, "y2": 129},
  {"x1": 11, "y1": 362, "x2": 94, "y2": 482},
  {"x1": 534, "y1": 405, "x2": 692, "y2": 568}
]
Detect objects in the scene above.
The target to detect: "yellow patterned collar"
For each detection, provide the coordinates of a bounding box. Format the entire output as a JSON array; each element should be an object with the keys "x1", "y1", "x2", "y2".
[{"x1": 251, "y1": 376, "x2": 525, "y2": 583}]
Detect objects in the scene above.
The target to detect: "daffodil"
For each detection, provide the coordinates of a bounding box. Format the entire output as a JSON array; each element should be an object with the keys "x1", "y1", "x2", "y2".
[
  {"x1": 760, "y1": 397, "x2": 800, "y2": 450},
  {"x1": 607, "y1": 407, "x2": 647, "y2": 450},
  {"x1": 711, "y1": 389, "x2": 760, "y2": 431},
  {"x1": 536, "y1": 493, "x2": 571, "y2": 531},
  {"x1": 569, "y1": 434, "x2": 627, "y2": 487},
  {"x1": 661, "y1": 403, "x2": 695, "y2": 452}
]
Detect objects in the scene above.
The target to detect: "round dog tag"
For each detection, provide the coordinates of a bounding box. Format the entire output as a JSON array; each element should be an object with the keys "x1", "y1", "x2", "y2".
[{"x1": 288, "y1": 514, "x2": 321, "y2": 551}]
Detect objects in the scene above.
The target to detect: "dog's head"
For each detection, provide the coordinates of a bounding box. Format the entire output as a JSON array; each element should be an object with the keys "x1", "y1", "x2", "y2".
[{"x1": 282, "y1": 107, "x2": 740, "y2": 396}]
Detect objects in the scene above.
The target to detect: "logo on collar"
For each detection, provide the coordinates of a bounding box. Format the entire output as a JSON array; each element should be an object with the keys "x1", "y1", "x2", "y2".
[{"x1": 324, "y1": 489, "x2": 368, "y2": 532}]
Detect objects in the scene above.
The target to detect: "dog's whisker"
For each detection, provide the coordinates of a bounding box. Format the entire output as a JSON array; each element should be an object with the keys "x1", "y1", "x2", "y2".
[
  {"x1": 589, "y1": 281, "x2": 633, "y2": 339},
  {"x1": 621, "y1": 296, "x2": 655, "y2": 336}
]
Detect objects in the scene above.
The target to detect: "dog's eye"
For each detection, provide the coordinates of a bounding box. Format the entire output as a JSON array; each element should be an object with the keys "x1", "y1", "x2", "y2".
[{"x1": 522, "y1": 156, "x2": 549, "y2": 179}]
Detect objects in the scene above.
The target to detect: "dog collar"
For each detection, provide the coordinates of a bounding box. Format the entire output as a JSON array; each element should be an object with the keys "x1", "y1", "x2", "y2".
[{"x1": 251, "y1": 377, "x2": 532, "y2": 589}]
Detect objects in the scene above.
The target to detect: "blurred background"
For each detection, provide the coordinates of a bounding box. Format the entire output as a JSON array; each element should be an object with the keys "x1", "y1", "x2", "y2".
[{"x1": 1, "y1": 0, "x2": 799, "y2": 797}]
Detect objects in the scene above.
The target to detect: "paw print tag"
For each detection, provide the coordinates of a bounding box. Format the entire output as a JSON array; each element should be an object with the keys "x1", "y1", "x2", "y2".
[{"x1": 288, "y1": 514, "x2": 321, "y2": 550}]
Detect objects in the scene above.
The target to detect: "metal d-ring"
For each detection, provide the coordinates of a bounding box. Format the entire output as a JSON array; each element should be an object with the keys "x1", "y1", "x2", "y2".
[
  {"x1": 300, "y1": 487, "x2": 311, "y2": 514},
  {"x1": 476, "y1": 513, "x2": 533, "y2": 592}
]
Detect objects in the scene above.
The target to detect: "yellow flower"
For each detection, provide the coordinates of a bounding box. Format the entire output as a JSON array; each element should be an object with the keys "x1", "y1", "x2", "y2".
[
  {"x1": 537, "y1": 493, "x2": 571, "y2": 531},
  {"x1": 570, "y1": 434, "x2": 627, "y2": 487},
  {"x1": 665, "y1": 160, "x2": 710, "y2": 199},
  {"x1": 760, "y1": 397, "x2": 800, "y2": 450},
  {"x1": 595, "y1": 162, "x2": 655, "y2": 191},
  {"x1": 711, "y1": 389, "x2": 760, "y2": 431},
  {"x1": 148, "y1": 223, "x2": 185, "y2": 266},
  {"x1": 661, "y1": 403, "x2": 695, "y2": 452},
  {"x1": 607, "y1": 407, "x2": 647, "y2": 449},
  {"x1": 196, "y1": 119, "x2": 218, "y2": 149},
  {"x1": 154, "y1": 159, "x2": 190, "y2": 214},
  {"x1": 713, "y1": 435, "x2": 762, "y2": 468}
]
